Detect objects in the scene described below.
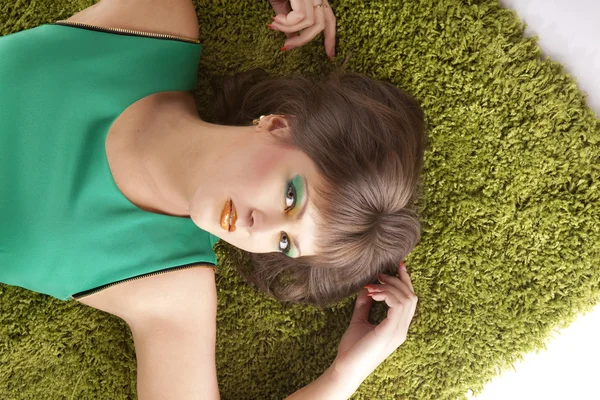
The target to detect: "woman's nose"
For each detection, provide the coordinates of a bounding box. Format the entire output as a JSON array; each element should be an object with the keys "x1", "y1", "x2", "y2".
[{"x1": 250, "y1": 209, "x2": 289, "y2": 234}]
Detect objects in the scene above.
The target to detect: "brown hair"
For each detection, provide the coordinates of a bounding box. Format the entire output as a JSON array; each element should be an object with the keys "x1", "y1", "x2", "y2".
[{"x1": 213, "y1": 68, "x2": 427, "y2": 307}]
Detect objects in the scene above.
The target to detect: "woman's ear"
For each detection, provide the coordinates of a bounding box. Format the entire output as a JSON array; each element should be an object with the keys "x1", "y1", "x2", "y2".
[
  {"x1": 268, "y1": 114, "x2": 289, "y2": 130},
  {"x1": 260, "y1": 114, "x2": 292, "y2": 141}
]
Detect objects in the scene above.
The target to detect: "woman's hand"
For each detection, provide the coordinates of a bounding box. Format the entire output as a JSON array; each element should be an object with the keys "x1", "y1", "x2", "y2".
[
  {"x1": 267, "y1": 0, "x2": 337, "y2": 57},
  {"x1": 332, "y1": 262, "x2": 418, "y2": 387}
]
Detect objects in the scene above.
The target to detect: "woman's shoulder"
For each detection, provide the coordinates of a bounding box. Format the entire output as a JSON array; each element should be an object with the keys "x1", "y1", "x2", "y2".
[
  {"x1": 76, "y1": 266, "x2": 216, "y2": 324},
  {"x1": 65, "y1": 0, "x2": 199, "y2": 41}
]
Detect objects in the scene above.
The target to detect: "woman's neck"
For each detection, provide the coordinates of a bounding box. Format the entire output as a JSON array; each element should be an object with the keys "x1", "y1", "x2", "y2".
[{"x1": 130, "y1": 93, "x2": 253, "y2": 217}]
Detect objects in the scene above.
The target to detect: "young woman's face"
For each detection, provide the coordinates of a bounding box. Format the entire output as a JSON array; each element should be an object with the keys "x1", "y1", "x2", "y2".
[{"x1": 189, "y1": 118, "x2": 322, "y2": 257}]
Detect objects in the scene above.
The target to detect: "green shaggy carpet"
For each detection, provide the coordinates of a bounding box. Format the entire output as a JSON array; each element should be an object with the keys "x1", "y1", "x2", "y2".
[{"x1": 1, "y1": 0, "x2": 599, "y2": 399}]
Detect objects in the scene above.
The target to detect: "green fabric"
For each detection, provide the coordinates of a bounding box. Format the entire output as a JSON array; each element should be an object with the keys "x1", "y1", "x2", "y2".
[
  {"x1": 0, "y1": 24, "x2": 218, "y2": 300},
  {"x1": 1, "y1": 0, "x2": 599, "y2": 399}
]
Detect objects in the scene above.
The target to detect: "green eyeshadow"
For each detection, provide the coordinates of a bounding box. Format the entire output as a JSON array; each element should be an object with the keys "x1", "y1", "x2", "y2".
[
  {"x1": 281, "y1": 174, "x2": 304, "y2": 258},
  {"x1": 291, "y1": 174, "x2": 304, "y2": 208}
]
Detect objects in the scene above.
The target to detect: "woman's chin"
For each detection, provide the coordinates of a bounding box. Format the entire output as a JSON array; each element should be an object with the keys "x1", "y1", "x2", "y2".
[{"x1": 189, "y1": 214, "x2": 221, "y2": 239}]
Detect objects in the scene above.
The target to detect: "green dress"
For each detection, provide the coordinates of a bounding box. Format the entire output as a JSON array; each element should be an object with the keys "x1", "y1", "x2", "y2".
[{"x1": 0, "y1": 22, "x2": 219, "y2": 301}]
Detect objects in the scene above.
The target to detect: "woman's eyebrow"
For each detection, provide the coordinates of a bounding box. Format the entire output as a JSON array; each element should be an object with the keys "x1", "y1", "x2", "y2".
[{"x1": 296, "y1": 176, "x2": 309, "y2": 220}]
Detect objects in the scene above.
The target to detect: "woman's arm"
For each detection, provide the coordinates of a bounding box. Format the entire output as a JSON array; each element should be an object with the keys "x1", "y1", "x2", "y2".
[
  {"x1": 283, "y1": 365, "x2": 358, "y2": 400},
  {"x1": 129, "y1": 313, "x2": 219, "y2": 400},
  {"x1": 119, "y1": 266, "x2": 350, "y2": 400},
  {"x1": 122, "y1": 267, "x2": 220, "y2": 400},
  {"x1": 130, "y1": 315, "x2": 350, "y2": 400},
  {"x1": 122, "y1": 266, "x2": 342, "y2": 400},
  {"x1": 116, "y1": 262, "x2": 415, "y2": 399}
]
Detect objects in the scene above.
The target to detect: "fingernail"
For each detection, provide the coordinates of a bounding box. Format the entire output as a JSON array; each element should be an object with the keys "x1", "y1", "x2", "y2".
[
  {"x1": 272, "y1": 16, "x2": 277, "y2": 21},
  {"x1": 400, "y1": 262, "x2": 407, "y2": 272},
  {"x1": 281, "y1": 46, "x2": 291, "y2": 51},
  {"x1": 378, "y1": 273, "x2": 386, "y2": 284},
  {"x1": 364, "y1": 284, "x2": 379, "y2": 292},
  {"x1": 267, "y1": 24, "x2": 275, "y2": 30},
  {"x1": 367, "y1": 292, "x2": 374, "y2": 297}
]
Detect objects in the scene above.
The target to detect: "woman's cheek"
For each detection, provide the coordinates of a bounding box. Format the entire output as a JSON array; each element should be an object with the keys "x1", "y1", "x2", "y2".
[
  {"x1": 240, "y1": 157, "x2": 285, "y2": 200},
  {"x1": 250, "y1": 153, "x2": 283, "y2": 180},
  {"x1": 232, "y1": 233, "x2": 270, "y2": 254}
]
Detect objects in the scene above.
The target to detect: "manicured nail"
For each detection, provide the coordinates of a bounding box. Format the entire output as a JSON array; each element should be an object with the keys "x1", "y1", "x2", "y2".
[
  {"x1": 281, "y1": 46, "x2": 289, "y2": 51},
  {"x1": 367, "y1": 292, "x2": 374, "y2": 297},
  {"x1": 364, "y1": 284, "x2": 379, "y2": 292},
  {"x1": 378, "y1": 273, "x2": 386, "y2": 284},
  {"x1": 272, "y1": 16, "x2": 278, "y2": 21},
  {"x1": 267, "y1": 23, "x2": 275, "y2": 30},
  {"x1": 400, "y1": 262, "x2": 407, "y2": 272}
]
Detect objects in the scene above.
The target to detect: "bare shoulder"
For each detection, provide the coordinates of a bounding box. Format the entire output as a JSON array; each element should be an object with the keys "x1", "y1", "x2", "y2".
[
  {"x1": 65, "y1": 0, "x2": 199, "y2": 41},
  {"x1": 76, "y1": 266, "x2": 217, "y2": 325}
]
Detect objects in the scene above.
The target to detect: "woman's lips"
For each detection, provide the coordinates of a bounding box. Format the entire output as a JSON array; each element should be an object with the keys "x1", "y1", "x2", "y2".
[{"x1": 220, "y1": 199, "x2": 237, "y2": 232}]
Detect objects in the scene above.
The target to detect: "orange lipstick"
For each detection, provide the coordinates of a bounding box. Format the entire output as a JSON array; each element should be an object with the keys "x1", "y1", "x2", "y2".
[{"x1": 220, "y1": 199, "x2": 237, "y2": 232}]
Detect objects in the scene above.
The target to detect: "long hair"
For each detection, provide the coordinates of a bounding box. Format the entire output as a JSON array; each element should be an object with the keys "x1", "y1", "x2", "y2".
[{"x1": 213, "y1": 69, "x2": 427, "y2": 307}]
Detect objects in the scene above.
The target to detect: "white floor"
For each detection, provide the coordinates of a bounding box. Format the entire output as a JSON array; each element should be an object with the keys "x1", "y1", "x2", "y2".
[
  {"x1": 468, "y1": 1, "x2": 600, "y2": 399},
  {"x1": 499, "y1": 0, "x2": 600, "y2": 116},
  {"x1": 466, "y1": 303, "x2": 600, "y2": 400}
]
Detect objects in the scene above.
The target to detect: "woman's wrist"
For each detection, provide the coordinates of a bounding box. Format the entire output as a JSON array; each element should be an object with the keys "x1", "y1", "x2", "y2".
[
  {"x1": 284, "y1": 362, "x2": 362, "y2": 400},
  {"x1": 325, "y1": 360, "x2": 365, "y2": 399}
]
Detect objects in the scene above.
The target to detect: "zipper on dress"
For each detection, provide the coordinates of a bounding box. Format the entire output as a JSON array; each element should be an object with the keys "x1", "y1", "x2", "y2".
[
  {"x1": 70, "y1": 262, "x2": 216, "y2": 300},
  {"x1": 54, "y1": 20, "x2": 201, "y2": 44}
]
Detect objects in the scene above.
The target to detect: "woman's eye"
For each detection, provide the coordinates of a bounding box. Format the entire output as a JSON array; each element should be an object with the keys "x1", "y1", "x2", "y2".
[
  {"x1": 285, "y1": 181, "x2": 296, "y2": 211},
  {"x1": 279, "y1": 231, "x2": 290, "y2": 253}
]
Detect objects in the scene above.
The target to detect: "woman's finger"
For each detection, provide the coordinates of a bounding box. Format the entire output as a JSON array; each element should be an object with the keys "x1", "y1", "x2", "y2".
[
  {"x1": 395, "y1": 264, "x2": 418, "y2": 324},
  {"x1": 368, "y1": 283, "x2": 415, "y2": 327},
  {"x1": 269, "y1": 0, "x2": 292, "y2": 17},
  {"x1": 272, "y1": 0, "x2": 306, "y2": 38},
  {"x1": 271, "y1": 0, "x2": 316, "y2": 32},
  {"x1": 367, "y1": 288, "x2": 407, "y2": 308},
  {"x1": 398, "y1": 262, "x2": 415, "y2": 293},
  {"x1": 268, "y1": 0, "x2": 297, "y2": 39},
  {"x1": 282, "y1": 7, "x2": 325, "y2": 48},
  {"x1": 322, "y1": 1, "x2": 336, "y2": 57},
  {"x1": 349, "y1": 288, "x2": 373, "y2": 325},
  {"x1": 273, "y1": 0, "x2": 306, "y2": 25},
  {"x1": 378, "y1": 271, "x2": 414, "y2": 299},
  {"x1": 369, "y1": 290, "x2": 409, "y2": 335},
  {"x1": 300, "y1": 0, "x2": 315, "y2": 27},
  {"x1": 366, "y1": 282, "x2": 411, "y2": 304},
  {"x1": 270, "y1": 17, "x2": 313, "y2": 33}
]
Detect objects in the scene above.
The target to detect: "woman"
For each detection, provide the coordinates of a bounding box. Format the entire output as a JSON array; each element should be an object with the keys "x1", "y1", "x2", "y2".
[{"x1": 0, "y1": 0, "x2": 425, "y2": 398}]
